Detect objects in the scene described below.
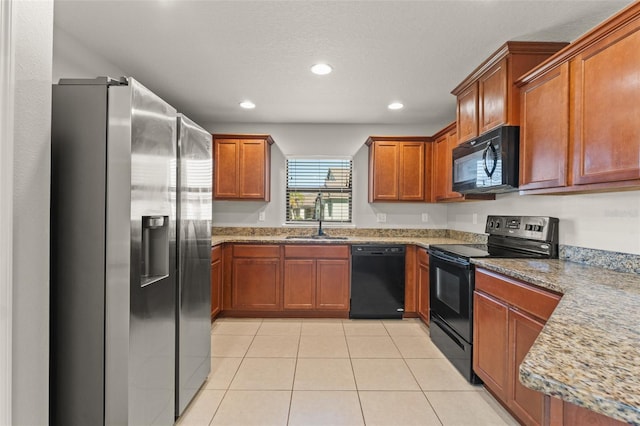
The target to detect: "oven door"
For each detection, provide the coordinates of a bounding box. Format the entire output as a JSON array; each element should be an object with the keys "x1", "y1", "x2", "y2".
[{"x1": 429, "y1": 249, "x2": 474, "y2": 343}]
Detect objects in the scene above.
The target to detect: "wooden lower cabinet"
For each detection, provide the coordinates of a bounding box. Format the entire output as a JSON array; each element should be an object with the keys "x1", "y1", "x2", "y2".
[
  {"x1": 316, "y1": 259, "x2": 350, "y2": 310},
  {"x1": 416, "y1": 247, "x2": 430, "y2": 324},
  {"x1": 474, "y1": 268, "x2": 625, "y2": 426},
  {"x1": 283, "y1": 259, "x2": 315, "y2": 310},
  {"x1": 474, "y1": 291, "x2": 509, "y2": 401},
  {"x1": 210, "y1": 245, "x2": 223, "y2": 319},
  {"x1": 509, "y1": 308, "x2": 547, "y2": 425},
  {"x1": 229, "y1": 244, "x2": 281, "y2": 311},
  {"x1": 283, "y1": 245, "x2": 349, "y2": 313},
  {"x1": 474, "y1": 268, "x2": 559, "y2": 426}
]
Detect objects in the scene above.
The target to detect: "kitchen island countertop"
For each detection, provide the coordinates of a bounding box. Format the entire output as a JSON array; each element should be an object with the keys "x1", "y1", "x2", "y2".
[{"x1": 471, "y1": 257, "x2": 640, "y2": 425}]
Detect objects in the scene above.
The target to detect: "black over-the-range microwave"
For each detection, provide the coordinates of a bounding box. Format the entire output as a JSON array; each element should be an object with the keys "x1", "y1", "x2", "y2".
[{"x1": 452, "y1": 125, "x2": 519, "y2": 194}]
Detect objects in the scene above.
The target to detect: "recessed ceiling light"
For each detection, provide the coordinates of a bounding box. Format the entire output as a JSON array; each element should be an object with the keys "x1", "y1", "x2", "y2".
[
  {"x1": 311, "y1": 63, "x2": 333, "y2": 75},
  {"x1": 239, "y1": 100, "x2": 256, "y2": 109},
  {"x1": 388, "y1": 102, "x2": 404, "y2": 110}
]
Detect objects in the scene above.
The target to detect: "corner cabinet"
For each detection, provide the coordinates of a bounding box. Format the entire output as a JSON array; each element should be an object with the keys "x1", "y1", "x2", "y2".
[
  {"x1": 517, "y1": 2, "x2": 640, "y2": 195},
  {"x1": 212, "y1": 134, "x2": 274, "y2": 201},
  {"x1": 452, "y1": 41, "x2": 568, "y2": 144},
  {"x1": 366, "y1": 136, "x2": 431, "y2": 202},
  {"x1": 283, "y1": 245, "x2": 350, "y2": 313}
]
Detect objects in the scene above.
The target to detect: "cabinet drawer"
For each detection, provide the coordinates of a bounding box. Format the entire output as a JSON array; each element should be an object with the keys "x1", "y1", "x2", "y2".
[
  {"x1": 475, "y1": 268, "x2": 560, "y2": 321},
  {"x1": 212, "y1": 244, "x2": 222, "y2": 263},
  {"x1": 233, "y1": 244, "x2": 280, "y2": 258},
  {"x1": 417, "y1": 247, "x2": 429, "y2": 265},
  {"x1": 284, "y1": 245, "x2": 349, "y2": 259}
]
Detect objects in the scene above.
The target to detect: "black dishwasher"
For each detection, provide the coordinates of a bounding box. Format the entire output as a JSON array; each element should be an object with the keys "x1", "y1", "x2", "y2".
[{"x1": 350, "y1": 245, "x2": 405, "y2": 319}]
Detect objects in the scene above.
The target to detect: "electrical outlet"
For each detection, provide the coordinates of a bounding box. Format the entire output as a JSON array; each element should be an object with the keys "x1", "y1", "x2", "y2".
[
  {"x1": 472, "y1": 213, "x2": 478, "y2": 225},
  {"x1": 376, "y1": 213, "x2": 387, "y2": 223},
  {"x1": 421, "y1": 213, "x2": 429, "y2": 222},
  {"x1": 258, "y1": 211, "x2": 265, "y2": 222}
]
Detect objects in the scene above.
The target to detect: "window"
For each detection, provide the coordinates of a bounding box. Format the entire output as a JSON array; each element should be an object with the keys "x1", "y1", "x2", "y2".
[{"x1": 286, "y1": 158, "x2": 352, "y2": 223}]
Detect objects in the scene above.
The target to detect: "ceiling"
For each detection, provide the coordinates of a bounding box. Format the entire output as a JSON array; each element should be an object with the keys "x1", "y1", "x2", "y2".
[{"x1": 54, "y1": 0, "x2": 632, "y2": 129}]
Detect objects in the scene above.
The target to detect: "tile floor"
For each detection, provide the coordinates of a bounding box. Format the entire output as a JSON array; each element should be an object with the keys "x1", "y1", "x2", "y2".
[{"x1": 176, "y1": 318, "x2": 518, "y2": 426}]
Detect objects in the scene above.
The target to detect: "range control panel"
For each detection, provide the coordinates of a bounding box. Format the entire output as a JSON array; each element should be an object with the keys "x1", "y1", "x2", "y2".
[{"x1": 485, "y1": 215, "x2": 559, "y2": 243}]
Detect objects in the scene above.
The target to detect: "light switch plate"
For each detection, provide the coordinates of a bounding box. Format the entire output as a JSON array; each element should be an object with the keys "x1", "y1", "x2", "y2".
[
  {"x1": 472, "y1": 213, "x2": 478, "y2": 224},
  {"x1": 258, "y1": 211, "x2": 266, "y2": 221},
  {"x1": 421, "y1": 213, "x2": 429, "y2": 222},
  {"x1": 376, "y1": 213, "x2": 387, "y2": 223}
]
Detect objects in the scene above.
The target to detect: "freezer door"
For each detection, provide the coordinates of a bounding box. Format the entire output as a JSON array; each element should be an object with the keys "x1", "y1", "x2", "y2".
[
  {"x1": 106, "y1": 78, "x2": 177, "y2": 426},
  {"x1": 176, "y1": 114, "x2": 213, "y2": 416}
]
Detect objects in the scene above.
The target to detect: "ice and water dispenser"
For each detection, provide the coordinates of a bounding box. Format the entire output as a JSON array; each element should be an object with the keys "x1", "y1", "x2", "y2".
[{"x1": 141, "y1": 215, "x2": 169, "y2": 287}]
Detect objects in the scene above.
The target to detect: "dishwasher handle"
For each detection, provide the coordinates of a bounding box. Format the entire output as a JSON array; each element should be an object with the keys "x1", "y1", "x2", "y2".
[{"x1": 351, "y1": 245, "x2": 406, "y2": 256}]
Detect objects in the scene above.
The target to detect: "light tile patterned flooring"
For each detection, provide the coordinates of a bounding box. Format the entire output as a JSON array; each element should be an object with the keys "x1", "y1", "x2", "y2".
[{"x1": 176, "y1": 318, "x2": 518, "y2": 426}]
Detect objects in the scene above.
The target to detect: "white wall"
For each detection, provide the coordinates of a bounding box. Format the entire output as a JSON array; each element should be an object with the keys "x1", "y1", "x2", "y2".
[
  {"x1": 10, "y1": 1, "x2": 53, "y2": 424},
  {"x1": 448, "y1": 191, "x2": 640, "y2": 255},
  {"x1": 206, "y1": 122, "x2": 449, "y2": 229},
  {"x1": 52, "y1": 25, "x2": 126, "y2": 81}
]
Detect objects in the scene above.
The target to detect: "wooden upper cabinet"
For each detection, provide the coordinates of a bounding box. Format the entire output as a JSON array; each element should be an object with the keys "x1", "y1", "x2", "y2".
[
  {"x1": 518, "y1": 62, "x2": 570, "y2": 191},
  {"x1": 516, "y1": 2, "x2": 640, "y2": 195},
  {"x1": 571, "y1": 15, "x2": 640, "y2": 187},
  {"x1": 366, "y1": 136, "x2": 429, "y2": 202},
  {"x1": 213, "y1": 134, "x2": 274, "y2": 201},
  {"x1": 432, "y1": 133, "x2": 449, "y2": 202},
  {"x1": 456, "y1": 83, "x2": 479, "y2": 143},
  {"x1": 479, "y1": 59, "x2": 508, "y2": 135},
  {"x1": 452, "y1": 41, "x2": 568, "y2": 144}
]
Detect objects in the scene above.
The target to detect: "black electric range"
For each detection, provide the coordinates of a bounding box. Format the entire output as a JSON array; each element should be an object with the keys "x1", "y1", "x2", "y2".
[{"x1": 428, "y1": 215, "x2": 559, "y2": 384}]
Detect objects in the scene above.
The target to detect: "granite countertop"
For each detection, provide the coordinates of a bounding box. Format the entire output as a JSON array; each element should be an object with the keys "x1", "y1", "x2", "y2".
[
  {"x1": 211, "y1": 234, "x2": 466, "y2": 249},
  {"x1": 471, "y1": 258, "x2": 640, "y2": 425}
]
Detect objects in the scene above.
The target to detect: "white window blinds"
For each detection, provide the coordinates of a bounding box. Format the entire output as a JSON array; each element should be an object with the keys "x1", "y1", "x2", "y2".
[{"x1": 286, "y1": 158, "x2": 353, "y2": 223}]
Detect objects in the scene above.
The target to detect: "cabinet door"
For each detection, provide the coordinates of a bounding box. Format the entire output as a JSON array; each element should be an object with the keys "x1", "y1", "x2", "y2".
[
  {"x1": 370, "y1": 142, "x2": 399, "y2": 201},
  {"x1": 479, "y1": 59, "x2": 508, "y2": 135},
  {"x1": 508, "y1": 309, "x2": 546, "y2": 426},
  {"x1": 445, "y1": 130, "x2": 463, "y2": 199},
  {"x1": 239, "y1": 139, "x2": 267, "y2": 199},
  {"x1": 433, "y1": 135, "x2": 449, "y2": 201},
  {"x1": 316, "y1": 259, "x2": 349, "y2": 310},
  {"x1": 519, "y1": 63, "x2": 570, "y2": 191},
  {"x1": 417, "y1": 251, "x2": 429, "y2": 324},
  {"x1": 214, "y1": 139, "x2": 239, "y2": 198},
  {"x1": 399, "y1": 142, "x2": 425, "y2": 200},
  {"x1": 211, "y1": 246, "x2": 223, "y2": 318},
  {"x1": 283, "y1": 259, "x2": 315, "y2": 310},
  {"x1": 571, "y1": 19, "x2": 640, "y2": 186},
  {"x1": 457, "y1": 83, "x2": 479, "y2": 143},
  {"x1": 473, "y1": 291, "x2": 509, "y2": 400},
  {"x1": 231, "y1": 258, "x2": 281, "y2": 310}
]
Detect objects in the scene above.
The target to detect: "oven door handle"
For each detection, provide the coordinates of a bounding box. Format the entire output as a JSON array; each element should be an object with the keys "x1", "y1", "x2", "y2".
[{"x1": 428, "y1": 249, "x2": 472, "y2": 269}]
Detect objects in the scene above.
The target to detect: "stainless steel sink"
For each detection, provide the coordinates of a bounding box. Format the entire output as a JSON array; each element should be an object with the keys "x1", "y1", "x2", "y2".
[{"x1": 285, "y1": 235, "x2": 349, "y2": 240}]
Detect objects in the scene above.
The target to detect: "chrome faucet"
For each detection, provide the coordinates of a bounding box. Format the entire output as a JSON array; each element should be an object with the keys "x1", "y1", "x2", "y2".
[{"x1": 314, "y1": 192, "x2": 325, "y2": 236}]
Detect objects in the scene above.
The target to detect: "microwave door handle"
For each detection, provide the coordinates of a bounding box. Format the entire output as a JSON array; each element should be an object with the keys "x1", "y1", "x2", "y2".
[{"x1": 482, "y1": 143, "x2": 498, "y2": 178}]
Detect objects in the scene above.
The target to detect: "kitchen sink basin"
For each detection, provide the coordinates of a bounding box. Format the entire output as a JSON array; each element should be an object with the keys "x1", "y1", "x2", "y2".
[{"x1": 285, "y1": 235, "x2": 349, "y2": 240}]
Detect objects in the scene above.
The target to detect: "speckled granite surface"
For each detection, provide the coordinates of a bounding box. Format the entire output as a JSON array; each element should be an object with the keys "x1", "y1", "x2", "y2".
[
  {"x1": 212, "y1": 226, "x2": 485, "y2": 244},
  {"x1": 471, "y1": 258, "x2": 640, "y2": 425},
  {"x1": 561, "y1": 245, "x2": 640, "y2": 274}
]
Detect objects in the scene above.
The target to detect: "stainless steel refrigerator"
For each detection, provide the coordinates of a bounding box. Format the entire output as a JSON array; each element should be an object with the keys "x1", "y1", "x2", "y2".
[
  {"x1": 175, "y1": 113, "x2": 212, "y2": 417},
  {"x1": 50, "y1": 77, "x2": 212, "y2": 425}
]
